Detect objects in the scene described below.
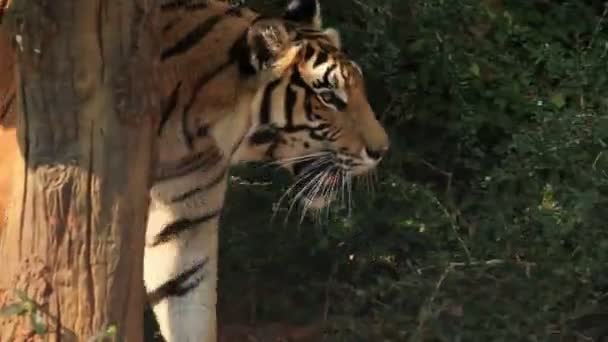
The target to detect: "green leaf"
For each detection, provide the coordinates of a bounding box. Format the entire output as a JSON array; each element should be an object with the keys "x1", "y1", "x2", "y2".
[
  {"x1": 550, "y1": 93, "x2": 566, "y2": 108},
  {"x1": 469, "y1": 63, "x2": 481, "y2": 77},
  {"x1": 30, "y1": 310, "x2": 47, "y2": 335},
  {"x1": 87, "y1": 324, "x2": 118, "y2": 342},
  {"x1": 0, "y1": 303, "x2": 27, "y2": 316},
  {"x1": 15, "y1": 289, "x2": 29, "y2": 302},
  {"x1": 106, "y1": 325, "x2": 118, "y2": 336}
]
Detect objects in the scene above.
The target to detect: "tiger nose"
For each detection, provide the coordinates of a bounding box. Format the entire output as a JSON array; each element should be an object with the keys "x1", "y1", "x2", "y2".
[{"x1": 365, "y1": 145, "x2": 388, "y2": 160}]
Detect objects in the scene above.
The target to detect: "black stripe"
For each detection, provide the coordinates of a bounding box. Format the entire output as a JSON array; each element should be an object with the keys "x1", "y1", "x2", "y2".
[
  {"x1": 328, "y1": 128, "x2": 341, "y2": 141},
  {"x1": 0, "y1": 92, "x2": 14, "y2": 122},
  {"x1": 162, "y1": 18, "x2": 180, "y2": 33},
  {"x1": 284, "y1": 85, "x2": 297, "y2": 127},
  {"x1": 229, "y1": 28, "x2": 253, "y2": 74},
  {"x1": 281, "y1": 124, "x2": 314, "y2": 133},
  {"x1": 180, "y1": 61, "x2": 233, "y2": 149},
  {"x1": 249, "y1": 126, "x2": 279, "y2": 145},
  {"x1": 264, "y1": 135, "x2": 284, "y2": 159},
  {"x1": 318, "y1": 41, "x2": 338, "y2": 52},
  {"x1": 161, "y1": 15, "x2": 223, "y2": 61},
  {"x1": 230, "y1": 131, "x2": 248, "y2": 156},
  {"x1": 181, "y1": 108, "x2": 195, "y2": 149},
  {"x1": 182, "y1": 61, "x2": 233, "y2": 116},
  {"x1": 333, "y1": 97, "x2": 347, "y2": 111},
  {"x1": 147, "y1": 258, "x2": 209, "y2": 306},
  {"x1": 170, "y1": 168, "x2": 228, "y2": 203},
  {"x1": 155, "y1": 148, "x2": 223, "y2": 181},
  {"x1": 312, "y1": 64, "x2": 337, "y2": 89},
  {"x1": 177, "y1": 26, "x2": 255, "y2": 149},
  {"x1": 160, "y1": 0, "x2": 209, "y2": 12},
  {"x1": 279, "y1": 124, "x2": 327, "y2": 141},
  {"x1": 304, "y1": 45, "x2": 316, "y2": 60},
  {"x1": 309, "y1": 130, "x2": 327, "y2": 141},
  {"x1": 313, "y1": 51, "x2": 328, "y2": 67},
  {"x1": 151, "y1": 210, "x2": 222, "y2": 246},
  {"x1": 304, "y1": 88, "x2": 315, "y2": 121},
  {"x1": 291, "y1": 69, "x2": 311, "y2": 89},
  {"x1": 196, "y1": 124, "x2": 209, "y2": 137},
  {"x1": 158, "y1": 81, "x2": 182, "y2": 135},
  {"x1": 160, "y1": 0, "x2": 186, "y2": 11},
  {"x1": 259, "y1": 79, "x2": 282, "y2": 125}
]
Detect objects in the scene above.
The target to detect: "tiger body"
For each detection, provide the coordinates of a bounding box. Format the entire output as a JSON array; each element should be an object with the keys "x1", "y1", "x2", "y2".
[
  {"x1": 149, "y1": 0, "x2": 390, "y2": 340},
  {"x1": 1, "y1": 0, "x2": 389, "y2": 341}
]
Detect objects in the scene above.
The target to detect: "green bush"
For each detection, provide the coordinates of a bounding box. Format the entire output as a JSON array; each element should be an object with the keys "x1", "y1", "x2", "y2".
[{"x1": 216, "y1": 1, "x2": 608, "y2": 341}]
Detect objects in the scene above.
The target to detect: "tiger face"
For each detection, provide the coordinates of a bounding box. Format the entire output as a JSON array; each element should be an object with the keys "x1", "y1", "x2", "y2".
[{"x1": 234, "y1": 0, "x2": 389, "y2": 209}]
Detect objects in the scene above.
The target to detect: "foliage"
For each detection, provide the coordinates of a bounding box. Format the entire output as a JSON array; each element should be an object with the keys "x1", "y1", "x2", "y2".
[
  {"x1": 151, "y1": 0, "x2": 608, "y2": 340},
  {"x1": 0, "y1": 290, "x2": 46, "y2": 335},
  {"x1": 0, "y1": 289, "x2": 119, "y2": 340}
]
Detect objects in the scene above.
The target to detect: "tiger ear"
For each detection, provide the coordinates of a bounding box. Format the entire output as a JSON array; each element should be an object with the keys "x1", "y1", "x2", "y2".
[
  {"x1": 283, "y1": 0, "x2": 322, "y2": 29},
  {"x1": 323, "y1": 28, "x2": 341, "y2": 49},
  {"x1": 247, "y1": 20, "x2": 300, "y2": 74}
]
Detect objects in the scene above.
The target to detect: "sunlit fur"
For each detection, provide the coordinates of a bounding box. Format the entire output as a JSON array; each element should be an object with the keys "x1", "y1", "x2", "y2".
[{"x1": 137, "y1": 1, "x2": 389, "y2": 341}]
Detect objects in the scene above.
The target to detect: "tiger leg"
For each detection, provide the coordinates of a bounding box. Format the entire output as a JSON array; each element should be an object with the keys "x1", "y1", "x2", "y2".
[{"x1": 144, "y1": 163, "x2": 228, "y2": 342}]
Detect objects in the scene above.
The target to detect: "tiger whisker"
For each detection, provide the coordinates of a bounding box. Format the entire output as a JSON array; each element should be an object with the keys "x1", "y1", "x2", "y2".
[
  {"x1": 298, "y1": 168, "x2": 333, "y2": 226},
  {"x1": 280, "y1": 158, "x2": 334, "y2": 223},
  {"x1": 267, "y1": 152, "x2": 331, "y2": 168},
  {"x1": 346, "y1": 171, "x2": 353, "y2": 218},
  {"x1": 321, "y1": 167, "x2": 341, "y2": 224},
  {"x1": 284, "y1": 170, "x2": 328, "y2": 227},
  {"x1": 261, "y1": 153, "x2": 329, "y2": 174},
  {"x1": 269, "y1": 157, "x2": 332, "y2": 225},
  {"x1": 297, "y1": 162, "x2": 341, "y2": 226},
  {"x1": 339, "y1": 168, "x2": 346, "y2": 209}
]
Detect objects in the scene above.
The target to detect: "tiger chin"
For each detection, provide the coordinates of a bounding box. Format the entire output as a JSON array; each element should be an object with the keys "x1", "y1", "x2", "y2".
[{"x1": 148, "y1": 0, "x2": 388, "y2": 341}]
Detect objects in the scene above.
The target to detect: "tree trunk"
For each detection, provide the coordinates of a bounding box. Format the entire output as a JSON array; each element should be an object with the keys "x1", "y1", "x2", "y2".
[{"x1": 0, "y1": 0, "x2": 159, "y2": 340}]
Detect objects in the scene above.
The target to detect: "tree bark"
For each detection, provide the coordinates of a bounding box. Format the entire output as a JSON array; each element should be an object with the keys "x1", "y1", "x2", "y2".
[{"x1": 0, "y1": 0, "x2": 159, "y2": 341}]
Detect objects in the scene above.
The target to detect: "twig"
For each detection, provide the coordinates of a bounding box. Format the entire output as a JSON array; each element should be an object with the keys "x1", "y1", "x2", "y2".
[
  {"x1": 413, "y1": 265, "x2": 452, "y2": 342},
  {"x1": 585, "y1": 3, "x2": 608, "y2": 51},
  {"x1": 413, "y1": 257, "x2": 536, "y2": 341},
  {"x1": 448, "y1": 259, "x2": 505, "y2": 268},
  {"x1": 419, "y1": 158, "x2": 453, "y2": 196},
  {"x1": 592, "y1": 151, "x2": 603, "y2": 171},
  {"x1": 427, "y1": 193, "x2": 472, "y2": 262},
  {"x1": 323, "y1": 263, "x2": 338, "y2": 322}
]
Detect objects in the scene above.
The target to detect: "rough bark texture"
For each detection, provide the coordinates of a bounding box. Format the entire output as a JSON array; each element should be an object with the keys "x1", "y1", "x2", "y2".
[{"x1": 0, "y1": 0, "x2": 159, "y2": 341}]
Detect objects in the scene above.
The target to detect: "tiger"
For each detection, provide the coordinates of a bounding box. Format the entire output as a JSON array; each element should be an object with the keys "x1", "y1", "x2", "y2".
[{"x1": 148, "y1": 0, "x2": 389, "y2": 340}]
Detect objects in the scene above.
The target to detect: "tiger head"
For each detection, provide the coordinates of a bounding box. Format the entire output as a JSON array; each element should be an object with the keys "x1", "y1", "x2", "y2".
[{"x1": 234, "y1": 0, "x2": 389, "y2": 209}]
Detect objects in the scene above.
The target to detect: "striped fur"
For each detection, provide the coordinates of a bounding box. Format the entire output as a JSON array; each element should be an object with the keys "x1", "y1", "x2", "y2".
[{"x1": 146, "y1": 0, "x2": 389, "y2": 340}]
